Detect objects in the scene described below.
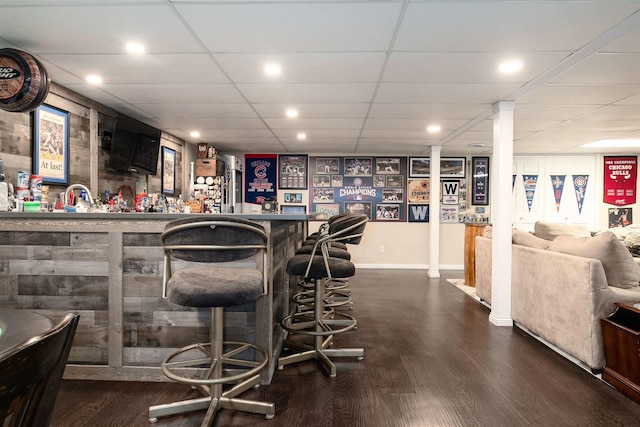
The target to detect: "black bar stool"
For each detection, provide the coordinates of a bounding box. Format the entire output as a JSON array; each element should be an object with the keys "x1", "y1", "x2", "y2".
[
  {"x1": 148, "y1": 217, "x2": 275, "y2": 426},
  {"x1": 278, "y1": 214, "x2": 368, "y2": 377}
]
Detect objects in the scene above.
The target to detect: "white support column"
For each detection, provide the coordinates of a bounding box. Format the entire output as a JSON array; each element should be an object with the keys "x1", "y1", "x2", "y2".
[
  {"x1": 489, "y1": 101, "x2": 514, "y2": 326},
  {"x1": 429, "y1": 146, "x2": 441, "y2": 278}
]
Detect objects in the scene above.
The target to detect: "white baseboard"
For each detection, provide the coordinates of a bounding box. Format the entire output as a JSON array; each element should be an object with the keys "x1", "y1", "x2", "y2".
[{"x1": 354, "y1": 264, "x2": 464, "y2": 270}]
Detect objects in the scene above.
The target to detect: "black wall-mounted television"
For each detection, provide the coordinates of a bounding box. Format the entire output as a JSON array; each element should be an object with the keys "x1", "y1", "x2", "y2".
[{"x1": 107, "y1": 113, "x2": 161, "y2": 175}]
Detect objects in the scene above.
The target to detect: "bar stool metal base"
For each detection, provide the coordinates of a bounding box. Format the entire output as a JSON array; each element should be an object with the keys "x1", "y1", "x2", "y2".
[
  {"x1": 278, "y1": 279, "x2": 364, "y2": 378},
  {"x1": 149, "y1": 307, "x2": 275, "y2": 425}
]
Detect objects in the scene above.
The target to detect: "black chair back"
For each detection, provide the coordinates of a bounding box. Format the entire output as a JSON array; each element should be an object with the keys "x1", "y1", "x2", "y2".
[
  {"x1": 0, "y1": 312, "x2": 80, "y2": 427},
  {"x1": 162, "y1": 216, "x2": 268, "y2": 263}
]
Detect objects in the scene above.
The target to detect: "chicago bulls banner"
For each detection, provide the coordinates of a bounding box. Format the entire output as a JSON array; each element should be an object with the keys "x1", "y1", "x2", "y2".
[{"x1": 604, "y1": 156, "x2": 637, "y2": 206}]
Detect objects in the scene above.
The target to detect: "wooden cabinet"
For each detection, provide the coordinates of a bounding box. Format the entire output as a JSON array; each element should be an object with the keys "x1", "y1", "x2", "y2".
[
  {"x1": 601, "y1": 302, "x2": 640, "y2": 404},
  {"x1": 464, "y1": 223, "x2": 486, "y2": 287}
]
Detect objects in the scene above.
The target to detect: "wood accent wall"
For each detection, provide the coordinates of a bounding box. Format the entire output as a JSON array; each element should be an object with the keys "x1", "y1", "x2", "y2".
[
  {"x1": 0, "y1": 82, "x2": 184, "y2": 202},
  {"x1": 0, "y1": 215, "x2": 306, "y2": 383}
]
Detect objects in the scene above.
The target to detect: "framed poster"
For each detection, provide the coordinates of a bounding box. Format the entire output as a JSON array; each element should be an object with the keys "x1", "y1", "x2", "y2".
[
  {"x1": 472, "y1": 157, "x2": 489, "y2": 205},
  {"x1": 344, "y1": 158, "x2": 372, "y2": 176},
  {"x1": 161, "y1": 147, "x2": 176, "y2": 195},
  {"x1": 375, "y1": 158, "x2": 400, "y2": 174},
  {"x1": 315, "y1": 157, "x2": 339, "y2": 175},
  {"x1": 32, "y1": 104, "x2": 69, "y2": 184},
  {"x1": 409, "y1": 157, "x2": 430, "y2": 177},
  {"x1": 279, "y1": 154, "x2": 308, "y2": 189},
  {"x1": 441, "y1": 157, "x2": 466, "y2": 178}
]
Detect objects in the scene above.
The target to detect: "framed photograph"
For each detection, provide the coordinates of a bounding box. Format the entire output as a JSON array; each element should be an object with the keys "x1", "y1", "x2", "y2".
[
  {"x1": 315, "y1": 157, "x2": 339, "y2": 175},
  {"x1": 344, "y1": 158, "x2": 372, "y2": 176},
  {"x1": 330, "y1": 175, "x2": 343, "y2": 187},
  {"x1": 32, "y1": 104, "x2": 69, "y2": 184},
  {"x1": 409, "y1": 158, "x2": 430, "y2": 177},
  {"x1": 162, "y1": 147, "x2": 176, "y2": 195},
  {"x1": 314, "y1": 203, "x2": 340, "y2": 220},
  {"x1": 281, "y1": 204, "x2": 307, "y2": 214},
  {"x1": 472, "y1": 156, "x2": 490, "y2": 205},
  {"x1": 374, "y1": 175, "x2": 386, "y2": 187},
  {"x1": 313, "y1": 175, "x2": 331, "y2": 187},
  {"x1": 376, "y1": 204, "x2": 400, "y2": 220},
  {"x1": 441, "y1": 157, "x2": 466, "y2": 178},
  {"x1": 376, "y1": 158, "x2": 400, "y2": 174},
  {"x1": 382, "y1": 188, "x2": 403, "y2": 202},
  {"x1": 284, "y1": 192, "x2": 302, "y2": 203},
  {"x1": 386, "y1": 175, "x2": 404, "y2": 187},
  {"x1": 344, "y1": 201, "x2": 372, "y2": 219},
  {"x1": 313, "y1": 188, "x2": 335, "y2": 203},
  {"x1": 279, "y1": 154, "x2": 308, "y2": 189},
  {"x1": 440, "y1": 206, "x2": 459, "y2": 223}
]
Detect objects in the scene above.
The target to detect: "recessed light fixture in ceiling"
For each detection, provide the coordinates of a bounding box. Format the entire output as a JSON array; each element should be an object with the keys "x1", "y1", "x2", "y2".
[
  {"x1": 297, "y1": 133, "x2": 307, "y2": 140},
  {"x1": 468, "y1": 143, "x2": 485, "y2": 148},
  {"x1": 125, "y1": 42, "x2": 145, "y2": 54},
  {"x1": 498, "y1": 59, "x2": 523, "y2": 74},
  {"x1": 286, "y1": 109, "x2": 299, "y2": 118},
  {"x1": 426, "y1": 125, "x2": 441, "y2": 133},
  {"x1": 581, "y1": 139, "x2": 640, "y2": 148},
  {"x1": 190, "y1": 131, "x2": 201, "y2": 138},
  {"x1": 86, "y1": 74, "x2": 103, "y2": 85},
  {"x1": 264, "y1": 63, "x2": 282, "y2": 76}
]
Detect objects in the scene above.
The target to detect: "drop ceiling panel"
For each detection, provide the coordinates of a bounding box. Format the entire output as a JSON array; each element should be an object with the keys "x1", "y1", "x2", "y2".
[
  {"x1": 174, "y1": 3, "x2": 402, "y2": 52},
  {"x1": 576, "y1": 105, "x2": 640, "y2": 121},
  {"x1": 40, "y1": 54, "x2": 229, "y2": 84},
  {"x1": 395, "y1": 2, "x2": 639, "y2": 52},
  {"x1": 265, "y1": 118, "x2": 365, "y2": 130},
  {"x1": 367, "y1": 104, "x2": 488, "y2": 120},
  {"x1": 550, "y1": 53, "x2": 640, "y2": 84},
  {"x1": 0, "y1": 5, "x2": 202, "y2": 54},
  {"x1": 237, "y1": 83, "x2": 377, "y2": 103},
  {"x1": 215, "y1": 53, "x2": 386, "y2": 83},
  {"x1": 363, "y1": 118, "x2": 468, "y2": 131},
  {"x1": 514, "y1": 104, "x2": 599, "y2": 120},
  {"x1": 271, "y1": 129, "x2": 360, "y2": 139},
  {"x1": 519, "y1": 83, "x2": 640, "y2": 105},
  {"x1": 252, "y1": 104, "x2": 370, "y2": 119},
  {"x1": 383, "y1": 52, "x2": 571, "y2": 84},
  {"x1": 93, "y1": 83, "x2": 246, "y2": 104},
  {"x1": 375, "y1": 83, "x2": 523, "y2": 104},
  {"x1": 137, "y1": 103, "x2": 260, "y2": 119}
]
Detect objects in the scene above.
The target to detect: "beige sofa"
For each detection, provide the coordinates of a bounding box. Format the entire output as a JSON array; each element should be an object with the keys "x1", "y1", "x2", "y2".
[{"x1": 475, "y1": 222, "x2": 640, "y2": 371}]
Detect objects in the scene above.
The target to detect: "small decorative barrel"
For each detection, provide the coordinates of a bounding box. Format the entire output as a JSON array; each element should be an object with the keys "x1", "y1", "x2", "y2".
[{"x1": 0, "y1": 48, "x2": 50, "y2": 113}]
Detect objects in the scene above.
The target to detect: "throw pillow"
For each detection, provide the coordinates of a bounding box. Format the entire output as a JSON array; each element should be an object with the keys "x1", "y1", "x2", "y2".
[
  {"x1": 534, "y1": 221, "x2": 592, "y2": 241},
  {"x1": 548, "y1": 231, "x2": 640, "y2": 289},
  {"x1": 512, "y1": 229, "x2": 550, "y2": 250}
]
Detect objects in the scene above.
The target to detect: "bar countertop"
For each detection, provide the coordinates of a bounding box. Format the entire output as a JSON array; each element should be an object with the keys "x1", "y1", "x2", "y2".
[{"x1": 0, "y1": 211, "x2": 308, "y2": 221}]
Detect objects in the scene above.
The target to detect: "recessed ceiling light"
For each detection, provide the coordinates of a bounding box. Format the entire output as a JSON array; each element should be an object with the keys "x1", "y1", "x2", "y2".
[
  {"x1": 468, "y1": 143, "x2": 485, "y2": 148},
  {"x1": 426, "y1": 125, "x2": 441, "y2": 133},
  {"x1": 498, "y1": 59, "x2": 523, "y2": 74},
  {"x1": 582, "y1": 139, "x2": 640, "y2": 148},
  {"x1": 125, "y1": 42, "x2": 145, "y2": 54},
  {"x1": 297, "y1": 133, "x2": 307, "y2": 140},
  {"x1": 286, "y1": 109, "x2": 299, "y2": 118},
  {"x1": 86, "y1": 74, "x2": 103, "y2": 85},
  {"x1": 190, "y1": 131, "x2": 201, "y2": 138},
  {"x1": 264, "y1": 63, "x2": 282, "y2": 76}
]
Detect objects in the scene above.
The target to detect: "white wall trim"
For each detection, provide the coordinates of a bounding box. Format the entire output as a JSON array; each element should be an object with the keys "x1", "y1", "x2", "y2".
[{"x1": 355, "y1": 264, "x2": 463, "y2": 270}]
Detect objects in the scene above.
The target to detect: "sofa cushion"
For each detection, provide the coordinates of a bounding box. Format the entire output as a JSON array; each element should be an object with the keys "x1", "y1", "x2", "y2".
[
  {"x1": 512, "y1": 229, "x2": 550, "y2": 250},
  {"x1": 534, "y1": 221, "x2": 592, "y2": 241},
  {"x1": 548, "y1": 231, "x2": 640, "y2": 289}
]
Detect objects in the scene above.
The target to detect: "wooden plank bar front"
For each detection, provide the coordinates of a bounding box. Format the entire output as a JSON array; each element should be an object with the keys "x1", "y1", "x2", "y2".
[{"x1": 0, "y1": 212, "x2": 308, "y2": 384}]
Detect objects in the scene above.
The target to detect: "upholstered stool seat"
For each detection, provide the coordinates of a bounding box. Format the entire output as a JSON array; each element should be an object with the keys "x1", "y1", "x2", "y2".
[{"x1": 149, "y1": 217, "x2": 275, "y2": 426}]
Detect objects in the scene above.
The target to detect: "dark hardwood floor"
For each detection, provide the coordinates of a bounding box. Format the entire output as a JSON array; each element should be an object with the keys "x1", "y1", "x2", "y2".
[{"x1": 51, "y1": 269, "x2": 640, "y2": 426}]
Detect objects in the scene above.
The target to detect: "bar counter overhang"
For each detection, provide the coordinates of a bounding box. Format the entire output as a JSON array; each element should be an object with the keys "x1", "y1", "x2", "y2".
[{"x1": 0, "y1": 212, "x2": 308, "y2": 384}]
